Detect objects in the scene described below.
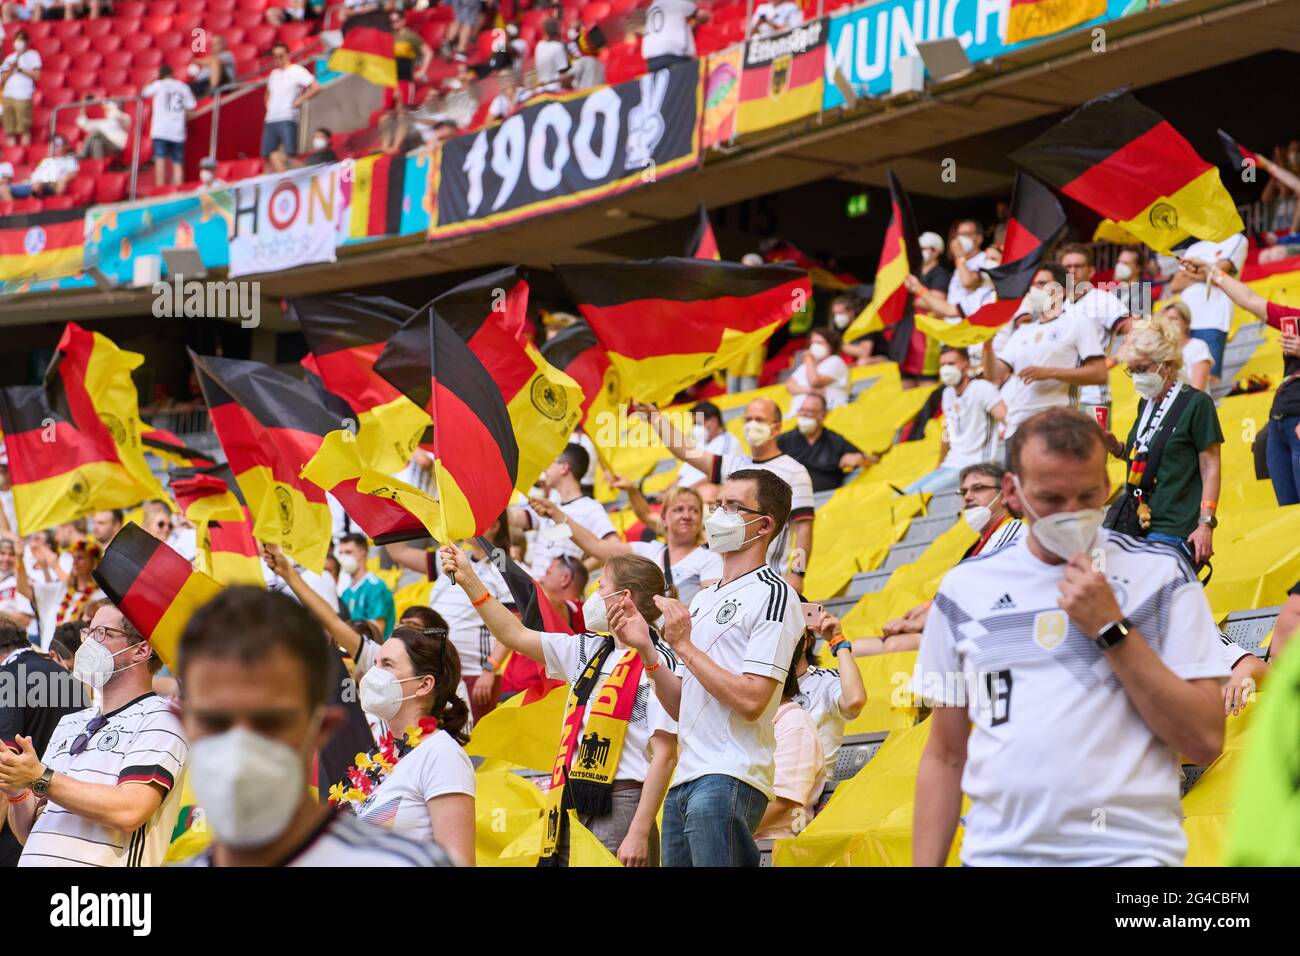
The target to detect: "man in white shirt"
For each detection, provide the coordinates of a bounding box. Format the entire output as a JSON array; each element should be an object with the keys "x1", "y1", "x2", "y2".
[
  {"x1": 912, "y1": 407, "x2": 1227, "y2": 866},
  {"x1": 750, "y1": 0, "x2": 802, "y2": 35},
  {"x1": 510, "y1": 443, "x2": 619, "y2": 579},
  {"x1": 626, "y1": 468, "x2": 804, "y2": 866},
  {"x1": 641, "y1": 397, "x2": 815, "y2": 589},
  {"x1": 1, "y1": 603, "x2": 190, "y2": 868},
  {"x1": 946, "y1": 218, "x2": 991, "y2": 318},
  {"x1": 0, "y1": 538, "x2": 33, "y2": 631},
  {"x1": 983, "y1": 263, "x2": 1107, "y2": 438},
  {"x1": 675, "y1": 400, "x2": 741, "y2": 488},
  {"x1": 28, "y1": 133, "x2": 77, "y2": 197},
  {"x1": 141, "y1": 65, "x2": 197, "y2": 187},
  {"x1": 1057, "y1": 243, "x2": 1132, "y2": 429},
  {"x1": 0, "y1": 29, "x2": 40, "y2": 147},
  {"x1": 906, "y1": 346, "x2": 1007, "y2": 493},
  {"x1": 533, "y1": 17, "x2": 570, "y2": 87},
  {"x1": 262, "y1": 42, "x2": 320, "y2": 173},
  {"x1": 641, "y1": 0, "x2": 706, "y2": 72},
  {"x1": 1166, "y1": 232, "x2": 1247, "y2": 385},
  {"x1": 171, "y1": 587, "x2": 452, "y2": 866}
]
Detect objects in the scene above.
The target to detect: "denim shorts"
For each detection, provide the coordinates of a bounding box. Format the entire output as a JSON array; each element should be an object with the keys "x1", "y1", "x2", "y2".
[
  {"x1": 261, "y1": 119, "x2": 299, "y2": 157},
  {"x1": 152, "y1": 138, "x2": 184, "y2": 163}
]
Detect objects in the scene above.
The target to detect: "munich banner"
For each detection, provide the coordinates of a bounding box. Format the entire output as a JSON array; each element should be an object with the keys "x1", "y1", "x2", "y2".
[
  {"x1": 702, "y1": 45, "x2": 742, "y2": 147},
  {"x1": 228, "y1": 164, "x2": 348, "y2": 278},
  {"x1": 736, "y1": 18, "x2": 827, "y2": 136},
  {"x1": 430, "y1": 60, "x2": 702, "y2": 239}
]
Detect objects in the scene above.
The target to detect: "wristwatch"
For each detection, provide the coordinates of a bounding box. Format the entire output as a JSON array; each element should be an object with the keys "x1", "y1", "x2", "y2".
[
  {"x1": 1095, "y1": 618, "x2": 1133, "y2": 652},
  {"x1": 1198, "y1": 514, "x2": 1218, "y2": 529},
  {"x1": 30, "y1": 766, "x2": 53, "y2": 797}
]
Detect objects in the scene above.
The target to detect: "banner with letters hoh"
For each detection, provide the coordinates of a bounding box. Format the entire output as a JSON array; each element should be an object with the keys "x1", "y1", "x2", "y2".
[
  {"x1": 228, "y1": 164, "x2": 349, "y2": 278},
  {"x1": 430, "y1": 60, "x2": 702, "y2": 240}
]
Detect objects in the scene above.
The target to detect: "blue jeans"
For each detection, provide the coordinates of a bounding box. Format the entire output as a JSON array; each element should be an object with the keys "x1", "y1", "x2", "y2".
[
  {"x1": 1190, "y1": 329, "x2": 1227, "y2": 379},
  {"x1": 1146, "y1": 531, "x2": 1193, "y2": 563},
  {"x1": 261, "y1": 119, "x2": 299, "y2": 157},
  {"x1": 662, "y1": 774, "x2": 767, "y2": 867},
  {"x1": 904, "y1": 466, "x2": 960, "y2": 495},
  {"x1": 1266, "y1": 415, "x2": 1300, "y2": 506},
  {"x1": 152, "y1": 138, "x2": 184, "y2": 163}
]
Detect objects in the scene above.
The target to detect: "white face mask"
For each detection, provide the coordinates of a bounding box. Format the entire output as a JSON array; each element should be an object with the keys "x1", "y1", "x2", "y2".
[
  {"x1": 359, "y1": 667, "x2": 425, "y2": 721},
  {"x1": 199, "y1": 169, "x2": 214, "y2": 183},
  {"x1": 337, "y1": 552, "x2": 360, "y2": 575},
  {"x1": 690, "y1": 424, "x2": 709, "y2": 447},
  {"x1": 188, "y1": 720, "x2": 316, "y2": 849},
  {"x1": 73, "y1": 638, "x2": 143, "y2": 688},
  {"x1": 1131, "y1": 370, "x2": 1165, "y2": 400},
  {"x1": 962, "y1": 504, "x2": 992, "y2": 533},
  {"x1": 312, "y1": 137, "x2": 329, "y2": 151},
  {"x1": 14, "y1": 41, "x2": 26, "y2": 52},
  {"x1": 1013, "y1": 475, "x2": 1104, "y2": 561},
  {"x1": 808, "y1": 342, "x2": 830, "y2": 361},
  {"x1": 938, "y1": 364, "x2": 964, "y2": 387},
  {"x1": 743, "y1": 421, "x2": 773, "y2": 449},
  {"x1": 1113, "y1": 261, "x2": 1133, "y2": 282},
  {"x1": 704, "y1": 508, "x2": 766, "y2": 554},
  {"x1": 581, "y1": 588, "x2": 628, "y2": 634},
  {"x1": 831, "y1": 311, "x2": 851, "y2": 330},
  {"x1": 956, "y1": 234, "x2": 976, "y2": 255},
  {"x1": 795, "y1": 416, "x2": 819, "y2": 436},
  {"x1": 1024, "y1": 286, "x2": 1048, "y2": 315}
]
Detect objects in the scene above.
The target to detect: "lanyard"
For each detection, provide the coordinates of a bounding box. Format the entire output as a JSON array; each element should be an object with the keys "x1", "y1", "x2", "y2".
[{"x1": 1133, "y1": 382, "x2": 1182, "y2": 456}]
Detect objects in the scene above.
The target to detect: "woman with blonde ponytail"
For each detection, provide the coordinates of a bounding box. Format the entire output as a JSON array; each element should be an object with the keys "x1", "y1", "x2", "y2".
[
  {"x1": 1160, "y1": 300, "x2": 1214, "y2": 391},
  {"x1": 1101, "y1": 314, "x2": 1224, "y2": 565}
]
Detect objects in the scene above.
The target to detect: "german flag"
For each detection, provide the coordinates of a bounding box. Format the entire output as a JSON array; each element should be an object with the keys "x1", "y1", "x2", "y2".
[
  {"x1": 171, "y1": 464, "x2": 263, "y2": 587},
  {"x1": 49, "y1": 323, "x2": 170, "y2": 508},
  {"x1": 374, "y1": 304, "x2": 520, "y2": 541},
  {"x1": 0, "y1": 383, "x2": 156, "y2": 536},
  {"x1": 735, "y1": 19, "x2": 827, "y2": 136},
  {"x1": 328, "y1": 9, "x2": 397, "y2": 88},
  {"x1": 1218, "y1": 129, "x2": 1260, "y2": 180},
  {"x1": 540, "y1": 319, "x2": 619, "y2": 428},
  {"x1": 762, "y1": 240, "x2": 860, "y2": 289},
  {"x1": 986, "y1": 172, "x2": 1066, "y2": 300},
  {"x1": 687, "y1": 203, "x2": 720, "y2": 260},
  {"x1": 0, "y1": 207, "x2": 84, "y2": 282},
  {"x1": 554, "y1": 257, "x2": 808, "y2": 406},
  {"x1": 93, "y1": 523, "x2": 223, "y2": 670},
  {"x1": 1006, "y1": 0, "x2": 1105, "y2": 45},
  {"x1": 288, "y1": 293, "x2": 429, "y2": 474},
  {"x1": 846, "y1": 170, "x2": 919, "y2": 340},
  {"x1": 142, "y1": 428, "x2": 217, "y2": 470},
  {"x1": 170, "y1": 463, "x2": 245, "y2": 526},
  {"x1": 431, "y1": 268, "x2": 584, "y2": 492},
  {"x1": 1010, "y1": 88, "x2": 1244, "y2": 254},
  {"x1": 191, "y1": 352, "x2": 430, "y2": 572},
  {"x1": 347, "y1": 152, "x2": 407, "y2": 240}
]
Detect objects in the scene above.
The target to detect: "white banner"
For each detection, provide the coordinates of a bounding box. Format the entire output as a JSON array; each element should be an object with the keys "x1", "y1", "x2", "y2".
[{"x1": 228, "y1": 164, "x2": 347, "y2": 278}]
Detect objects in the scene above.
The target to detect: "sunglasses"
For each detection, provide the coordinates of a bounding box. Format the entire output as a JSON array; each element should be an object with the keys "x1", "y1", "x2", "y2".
[{"x1": 70, "y1": 715, "x2": 108, "y2": 756}]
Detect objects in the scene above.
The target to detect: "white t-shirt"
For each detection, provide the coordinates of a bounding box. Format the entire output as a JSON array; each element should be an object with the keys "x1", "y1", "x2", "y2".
[
  {"x1": 628, "y1": 539, "x2": 723, "y2": 608},
  {"x1": 0, "y1": 572, "x2": 35, "y2": 624},
  {"x1": 673, "y1": 566, "x2": 803, "y2": 798},
  {"x1": 141, "y1": 77, "x2": 196, "y2": 144},
  {"x1": 523, "y1": 494, "x2": 616, "y2": 579},
  {"x1": 533, "y1": 39, "x2": 569, "y2": 83},
  {"x1": 1061, "y1": 285, "x2": 1129, "y2": 407},
  {"x1": 21, "y1": 693, "x2": 188, "y2": 868},
  {"x1": 1180, "y1": 235, "x2": 1248, "y2": 334},
  {"x1": 31, "y1": 154, "x2": 78, "y2": 186},
  {"x1": 354, "y1": 729, "x2": 475, "y2": 841},
  {"x1": 428, "y1": 555, "x2": 513, "y2": 676},
  {"x1": 642, "y1": 0, "x2": 697, "y2": 60},
  {"x1": 540, "y1": 630, "x2": 678, "y2": 783},
  {"x1": 995, "y1": 313, "x2": 1104, "y2": 436},
  {"x1": 947, "y1": 251, "x2": 989, "y2": 317},
  {"x1": 713, "y1": 452, "x2": 815, "y2": 577},
  {"x1": 31, "y1": 577, "x2": 105, "y2": 650},
  {"x1": 756, "y1": 701, "x2": 824, "y2": 838},
  {"x1": 789, "y1": 353, "x2": 851, "y2": 409},
  {"x1": 2, "y1": 49, "x2": 41, "y2": 100},
  {"x1": 265, "y1": 63, "x2": 315, "y2": 123},
  {"x1": 1180, "y1": 337, "x2": 1213, "y2": 386},
  {"x1": 794, "y1": 665, "x2": 851, "y2": 779},
  {"x1": 676, "y1": 427, "x2": 741, "y2": 487},
  {"x1": 751, "y1": 0, "x2": 803, "y2": 34},
  {"x1": 911, "y1": 530, "x2": 1229, "y2": 866},
  {"x1": 939, "y1": 379, "x2": 1002, "y2": 470}
]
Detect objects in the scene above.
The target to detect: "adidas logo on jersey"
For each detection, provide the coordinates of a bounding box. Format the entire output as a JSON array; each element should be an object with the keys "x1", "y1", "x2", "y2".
[{"x1": 990, "y1": 593, "x2": 1016, "y2": 611}]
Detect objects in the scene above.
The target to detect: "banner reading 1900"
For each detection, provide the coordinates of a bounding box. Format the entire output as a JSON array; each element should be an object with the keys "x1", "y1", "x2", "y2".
[{"x1": 430, "y1": 60, "x2": 702, "y2": 239}]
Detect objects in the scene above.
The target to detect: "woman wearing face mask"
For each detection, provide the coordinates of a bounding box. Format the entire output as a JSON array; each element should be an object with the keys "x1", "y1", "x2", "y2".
[
  {"x1": 439, "y1": 546, "x2": 678, "y2": 867},
  {"x1": 1101, "y1": 315, "x2": 1223, "y2": 566},
  {"x1": 331, "y1": 624, "x2": 475, "y2": 866},
  {"x1": 1159, "y1": 301, "x2": 1213, "y2": 392},
  {"x1": 785, "y1": 328, "x2": 851, "y2": 410},
  {"x1": 529, "y1": 486, "x2": 722, "y2": 606}
]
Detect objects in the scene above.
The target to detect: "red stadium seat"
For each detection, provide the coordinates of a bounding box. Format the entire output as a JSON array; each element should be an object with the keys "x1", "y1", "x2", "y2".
[
  {"x1": 694, "y1": 23, "x2": 726, "y2": 55},
  {"x1": 10, "y1": 198, "x2": 39, "y2": 215},
  {"x1": 79, "y1": 53, "x2": 104, "y2": 73},
  {"x1": 130, "y1": 66, "x2": 159, "y2": 89},
  {"x1": 278, "y1": 21, "x2": 313, "y2": 47},
  {"x1": 50, "y1": 20, "x2": 82, "y2": 39},
  {"x1": 123, "y1": 33, "x2": 155, "y2": 54},
  {"x1": 206, "y1": 10, "x2": 237, "y2": 31},
  {"x1": 83, "y1": 18, "x2": 114, "y2": 40},
  {"x1": 32, "y1": 38, "x2": 61, "y2": 60},
  {"x1": 153, "y1": 0, "x2": 180, "y2": 15},
  {"x1": 116, "y1": 0, "x2": 147, "y2": 17},
  {"x1": 154, "y1": 32, "x2": 185, "y2": 52},
  {"x1": 229, "y1": 42, "x2": 259, "y2": 66},
  {"x1": 142, "y1": 16, "x2": 175, "y2": 37},
  {"x1": 63, "y1": 36, "x2": 92, "y2": 58},
  {"x1": 42, "y1": 195, "x2": 76, "y2": 210},
  {"x1": 1, "y1": 145, "x2": 24, "y2": 166},
  {"x1": 420, "y1": 22, "x2": 447, "y2": 49},
  {"x1": 42, "y1": 70, "x2": 67, "y2": 92},
  {"x1": 229, "y1": 157, "x2": 263, "y2": 180},
  {"x1": 522, "y1": 8, "x2": 549, "y2": 31},
  {"x1": 247, "y1": 24, "x2": 277, "y2": 49},
  {"x1": 222, "y1": 27, "x2": 247, "y2": 47},
  {"x1": 69, "y1": 176, "x2": 97, "y2": 206},
  {"x1": 583, "y1": 1, "x2": 611, "y2": 20},
  {"x1": 43, "y1": 88, "x2": 76, "y2": 110},
  {"x1": 234, "y1": 10, "x2": 263, "y2": 33},
  {"x1": 134, "y1": 49, "x2": 164, "y2": 69},
  {"x1": 237, "y1": 0, "x2": 269, "y2": 9},
  {"x1": 43, "y1": 51, "x2": 72, "y2": 72},
  {"x1": 0, "y1": 203, "x2": 12, "y2": 218},
  {"x1": 97, "y1": 33, "x2": 125, "y2": 54},
  {"x1": 604, "y1": 42, "x2": 645, "y2": 85},
  {"x1": 77, "y1": 158, "x2": 108, "y2": 179},
  {"x1": 102, "y1": 59, "x2": 131, "y2": 81},
  {"x1": 166, "y1": 51, "x2": 192, "y2": 74},
  {"x1": 24, "y1": 21, "x2": 53, "y2": 40},
  {"x1": 95, "y1": 172, "x2": 129, "y2": 204}
]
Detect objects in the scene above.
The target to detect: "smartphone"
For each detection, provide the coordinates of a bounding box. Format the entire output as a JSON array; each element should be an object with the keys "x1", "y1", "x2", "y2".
[
  {"x1": 1282, "y1": 316, "x2": 1299, "y2": 338},
  {"x1": 800, "y1": 602, "x2": 824, "y2": 630}
]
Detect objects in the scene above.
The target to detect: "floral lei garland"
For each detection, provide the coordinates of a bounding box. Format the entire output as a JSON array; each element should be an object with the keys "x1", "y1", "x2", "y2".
[{"x1": 327, "y1": 716, "x2": 439, "y2": 812}]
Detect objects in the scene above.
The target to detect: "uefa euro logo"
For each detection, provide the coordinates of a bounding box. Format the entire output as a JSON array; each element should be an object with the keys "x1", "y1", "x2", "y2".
[{"x1": 23, "y1": 225, "x2": 46, "y2": 256}]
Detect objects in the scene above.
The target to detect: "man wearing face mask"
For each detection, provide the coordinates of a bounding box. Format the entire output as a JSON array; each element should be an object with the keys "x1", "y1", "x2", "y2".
[
  {"x1": 1, "y1": 603, "x2": 188, "y2": 867},
  {"x1": 905, "y1": 347, "x2": 1006, "y2": 494},
  {"x1": 637, "y1": 397, "x2": 814, "y2": 589},
  {"x1": 510, "y1": 444, "x2": 617, "y2": 580},
  {"x1": 171, "y1": 587, "x2": 452, "y2": 866},
  {"x1": 1057, "y1": 243, "x2": 1132, "y2": 430},
  {"x1": 336, "y1": 533, "x2": 395, "y2": 639},
  {"x1": 776, "y1": 393, "x2": 873, "y2": 493},
  {"x1": 674, "y1": 401, "x2": 741, "y2": 489},
  {"x1": 912, "y1": 408, "x2": 1228, "y2": 867}
]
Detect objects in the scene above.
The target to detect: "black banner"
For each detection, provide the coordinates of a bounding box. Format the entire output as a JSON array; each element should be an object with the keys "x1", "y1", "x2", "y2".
[{"x1": 431, "y1": 60, "x2": 702, "y2": 239}]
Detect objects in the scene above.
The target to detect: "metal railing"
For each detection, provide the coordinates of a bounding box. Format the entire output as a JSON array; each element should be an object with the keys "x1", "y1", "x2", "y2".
[
  {"x1": 49, "y1": 94, "x2": 144, "y2": 202},
  {"x1": 207, "y1": 37, "x2": 327, "y2": 163}
]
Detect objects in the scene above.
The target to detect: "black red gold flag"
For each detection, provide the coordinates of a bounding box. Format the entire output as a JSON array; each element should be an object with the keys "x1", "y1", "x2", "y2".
[{"x1": 328, "y1": 10, "x2": 397, "y2": 88}]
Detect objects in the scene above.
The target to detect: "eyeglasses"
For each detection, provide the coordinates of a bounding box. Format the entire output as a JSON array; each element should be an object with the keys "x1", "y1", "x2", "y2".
[
  {"x1": 1123, "y1": 363, "x2": 1161, "y2": 377},
  {"x1": 70, "y1": 715, "x2": 108, "y2": 756},
  {"x1": 709, "y1": 502, "x2": 765, "y2": 516},
  {"x1": 80, "y1": 625, "x2": 130, "y2": 645},
  {"x1": 959, "y1": 484, "x2": 999, "y2": 496}
]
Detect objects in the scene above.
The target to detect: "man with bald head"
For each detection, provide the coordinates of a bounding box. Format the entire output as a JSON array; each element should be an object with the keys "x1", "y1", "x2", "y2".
[{"x1": 635, "y1": 397, "x2": 814, "y2": 589}]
